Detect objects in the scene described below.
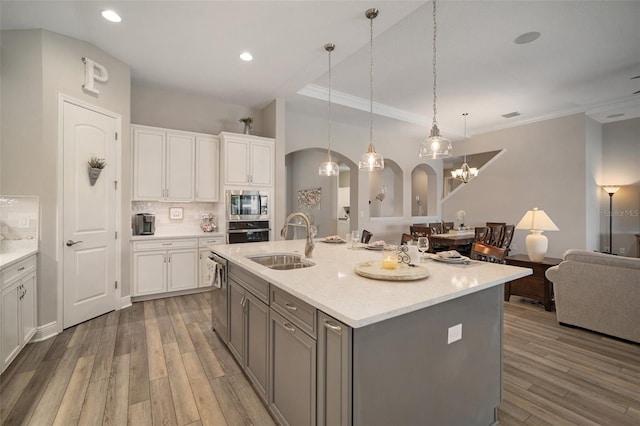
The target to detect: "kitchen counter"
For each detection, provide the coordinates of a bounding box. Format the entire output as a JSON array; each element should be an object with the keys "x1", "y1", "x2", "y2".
[
  {"x1": 130, "y1": 227, "x2": 224, "y2": 240},
  {"x1": 0, "y1": 248, "x2": 38, "y2": 269},
  {"x1": 210, "y1": 239, "x2": 531, "y2": 328}
]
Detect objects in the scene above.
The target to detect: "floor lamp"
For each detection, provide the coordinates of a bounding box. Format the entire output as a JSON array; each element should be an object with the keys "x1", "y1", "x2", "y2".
[{"x1": 603, "y1": 186, "x2": 620, "y2": 254}]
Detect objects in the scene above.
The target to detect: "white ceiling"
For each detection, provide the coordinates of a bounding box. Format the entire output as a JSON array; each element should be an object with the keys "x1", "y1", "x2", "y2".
[{"x1": 2, "y1": 0, "x2": 639, "y2": 140}]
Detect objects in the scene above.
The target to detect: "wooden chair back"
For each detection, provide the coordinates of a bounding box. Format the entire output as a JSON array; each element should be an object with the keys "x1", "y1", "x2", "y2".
[
  {"x1": 499, "y1": 225, "x2": 515, "y2": 254},
  {"x1": 361, "y1": 229, "x2": 373, "y2": 244},
  {"x1": 410, "y1": 225, "x2": 431, "y2": 239},
  {"x1": 400, "y1": 233, "x2": 413, "y2": 245},
  {"x1": 486, "y1": 222, "x2": 506, "y2": 227},
  {"x1": 474, "y1": 226, "x2": 489, "y2": 242},
  {"x1": 486, "y1": 225, "x2": 505, "y2": 246},
  {"x1": 470, "y1": 242, "x2": 507, "y2": 263},
  {"x1": 428, "y1": 222, "x2": 443, "y2": 235},
  {"x1": 443, "y1": 222, "x2": 454, "y2": 233}
]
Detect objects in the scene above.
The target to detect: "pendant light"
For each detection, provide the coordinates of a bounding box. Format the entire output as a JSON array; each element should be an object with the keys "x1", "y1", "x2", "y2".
[
  {"x1": 419, "y1": 0, "x2": 452, "y2": 159},
  {"x1": 358, "y1": 8, "x2": 384, "y2": 171},
  {"x1": 451, "y1": 113, "x2": 478, "y2": 183},
  {"x1": 319, "y1": 43, "x2": 339, "y2": 176}
]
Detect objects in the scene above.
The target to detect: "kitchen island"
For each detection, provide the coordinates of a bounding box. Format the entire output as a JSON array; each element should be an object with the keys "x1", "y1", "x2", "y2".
[{"x1": 210, "y1": 239, "x2": 531, "y2": 426}]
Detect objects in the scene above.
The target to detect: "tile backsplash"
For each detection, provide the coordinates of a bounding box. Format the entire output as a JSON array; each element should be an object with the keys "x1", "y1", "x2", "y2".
[
  {"x1": 132, "y1": 201, "x2": 219, "y2": 229},
  {"x1": 0, "y1": 195, "x2": 39, "y2": 252}
]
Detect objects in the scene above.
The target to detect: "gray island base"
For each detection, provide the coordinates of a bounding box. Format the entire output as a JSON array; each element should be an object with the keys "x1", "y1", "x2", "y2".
[{"x1": 210, "y1": 240, "x2": 530, "y2": 426}]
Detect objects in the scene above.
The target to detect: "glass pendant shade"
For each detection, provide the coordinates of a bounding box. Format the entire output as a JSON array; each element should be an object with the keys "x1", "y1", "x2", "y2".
[
  {"x1": 419, "y1": 124, "x2": 452, "y2": 159},
  {"x1": 319, "y1": 157, "x2": 339, "y2": 176},
  {"x1": 359, "y1": 143, "x2": 384, "y2": 171}
]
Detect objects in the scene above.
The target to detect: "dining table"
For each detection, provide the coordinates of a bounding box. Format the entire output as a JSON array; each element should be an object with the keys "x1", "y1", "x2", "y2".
[{"x1": 430, "y1": 231, "x2": 476, "y2": 249}]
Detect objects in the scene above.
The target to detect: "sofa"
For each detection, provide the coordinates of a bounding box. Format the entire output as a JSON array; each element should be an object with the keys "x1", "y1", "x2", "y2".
[{"x1": 545, "y1": 249, "x2": 640, "y2": 343}]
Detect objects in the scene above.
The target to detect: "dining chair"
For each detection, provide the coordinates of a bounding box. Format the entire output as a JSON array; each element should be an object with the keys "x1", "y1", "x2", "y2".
[
  {"x1": 361, "y1": 229, "x2": 373, "y2": 244},
  {"x1": 486, "y1": 225, "x2": 505, "y2": 246},
  {"x1": 474, "y1": 226, "x2": 489, "y2": 242},
  {"x1": 470, "y1": 242, "x2": 507, "y2": 264},
  {"x1": 400, "y1": 233, "x2": 413, "y2": 245},
  {"x1": 486, "y1": 222, "x2": 506, "y2": 227},
  {"x1": 499, "y1": 225, "x2": 515, "y2": 255},
  {"x1": 428, "y1": 222, "x2": 443, "y2": 235},
  {"x1": 443, "y1": 222, "x2": 454, "y2": 233}
]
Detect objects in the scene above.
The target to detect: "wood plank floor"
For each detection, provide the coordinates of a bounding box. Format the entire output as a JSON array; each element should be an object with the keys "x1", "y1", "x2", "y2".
[{"x1": 2, "y1": 293, "x2": 639, "y2": 425}]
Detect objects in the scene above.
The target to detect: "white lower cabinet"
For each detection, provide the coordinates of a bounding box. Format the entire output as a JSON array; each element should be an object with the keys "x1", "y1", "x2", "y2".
[
  {"x1": 132, "y1": 239, "x2": 198, "y2": 296},
  {"x1": 1, "y1": 254, "x2": 37, "y2": 373}
]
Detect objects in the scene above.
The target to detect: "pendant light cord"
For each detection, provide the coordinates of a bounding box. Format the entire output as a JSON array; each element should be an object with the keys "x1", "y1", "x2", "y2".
[
  {"x1": 432, "y1": 0, "x2": 438, "y2": 127},
  {"x1": 369, "y1": 13, "x2": 374, "y2": 146},
  {"x1": 327, "y1": 46, "x2": 333, "y2": 159},
  {"x1": 463, "y1": 112, "x2": 468, "y2": 162}
]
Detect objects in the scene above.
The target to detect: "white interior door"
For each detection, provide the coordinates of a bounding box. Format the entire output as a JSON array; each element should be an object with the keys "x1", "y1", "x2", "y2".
[{"x1": 63, "y1": 101, "x2": 117, "y2": 328}]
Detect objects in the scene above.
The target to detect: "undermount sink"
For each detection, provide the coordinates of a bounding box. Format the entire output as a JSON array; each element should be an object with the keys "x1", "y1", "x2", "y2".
[{"x1": 247, "y1": 253, "x2": 314, "y2": 270}]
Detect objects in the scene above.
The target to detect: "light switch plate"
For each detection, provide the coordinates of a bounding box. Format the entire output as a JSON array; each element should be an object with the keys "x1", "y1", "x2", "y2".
[
  {"x1": 18, "y1": 216, "x2": 30, "y2": 228},
  {"x1": 448, "y1": 323, "x2": 462, "y2": 344}
]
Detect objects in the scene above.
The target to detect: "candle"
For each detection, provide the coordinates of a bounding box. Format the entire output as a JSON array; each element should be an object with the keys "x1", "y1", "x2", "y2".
[{"x1": 382, "y1": 258, "x2": 398, "y2": 269}]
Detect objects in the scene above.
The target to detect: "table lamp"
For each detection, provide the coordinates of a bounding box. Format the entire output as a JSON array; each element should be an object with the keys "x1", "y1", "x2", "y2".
[{"x1": 515, "y1": 208, "x2": 559, "y2": 262}]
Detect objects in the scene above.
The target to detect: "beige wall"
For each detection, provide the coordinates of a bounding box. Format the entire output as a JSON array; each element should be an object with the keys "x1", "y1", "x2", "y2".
[
  {"x1": 262, "y1": 99, "x2": 286, "y2": 240},
  {"x1": 1, "y1": 29, "x2": 131, "y2": 327}
]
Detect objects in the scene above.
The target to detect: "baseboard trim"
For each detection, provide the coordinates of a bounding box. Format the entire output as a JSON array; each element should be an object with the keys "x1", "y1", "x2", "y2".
[
  {"x1": 33, "y1": 321, "x2": 60, "y2": 342},
  {"x1": 119, "y1": 295, "x2": 132, "y2": 309}
]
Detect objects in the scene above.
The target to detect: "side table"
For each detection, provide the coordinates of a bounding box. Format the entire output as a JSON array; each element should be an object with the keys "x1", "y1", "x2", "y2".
[{"x1": 504, "y1": 254, "x2": 562, "y2": 311}]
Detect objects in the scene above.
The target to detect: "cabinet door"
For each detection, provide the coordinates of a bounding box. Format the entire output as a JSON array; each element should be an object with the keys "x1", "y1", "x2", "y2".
[
  {"x1": 132, "y1": 127, "x2": 165, "y2": 200},
  {"x1": 166, "y1": 133, "x2": 195, "y2": 201},
  {"x1": 195, "y1": 136, "x2": 220, "y2": 202},
  {"x1": 20, "y1": 273, "x2": 37, "y2": 345},
  {"x1": 228, "y1": 279, "x2": 245, "y2": 364},
  {"x1": 1, "y1": 284, "x2": 21, "y2": 367},
  {"x1": 225, "y1": 139, "x2": 250, "y2": 185},
  {"x1": 244, "y1": 292, "x2": 269, "y2": 403},
  {"x1": 167, "y1": 249, "x2": 198, "y2": 291},
  {"x1": 317, "y1": 312, "x2": 352, "y2": 426},
  {"x1": 250, "y1": 141, "x2": 273, "y2": 186},
  {"x1": 270, "y1": 310, "x2": 316, "y2": 426},
  {"x1": 133, "y1": 251, "x2": 167, "y2": 296}
]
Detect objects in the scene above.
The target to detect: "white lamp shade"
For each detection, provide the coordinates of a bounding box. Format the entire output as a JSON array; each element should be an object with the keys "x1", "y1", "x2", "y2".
[
  {"x1": 516, "y1": 208, "x2": 558, "y2": 262},
  {"x1": 515, "y1": 208, "x2": 559, "y2": 232},
  {"x1": 602, "y1": 186, "x2": 620, "y2": 195}
]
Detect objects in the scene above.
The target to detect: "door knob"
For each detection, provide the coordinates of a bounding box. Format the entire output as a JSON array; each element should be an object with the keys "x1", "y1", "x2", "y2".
[{"x1": 66, "y1": 240, "x2": 83, "y2": 247}]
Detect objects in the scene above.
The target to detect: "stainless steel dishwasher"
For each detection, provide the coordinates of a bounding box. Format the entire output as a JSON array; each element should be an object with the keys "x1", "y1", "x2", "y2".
[{"x1": 209, "y1": 252, "x2": 228, "y2": 343}]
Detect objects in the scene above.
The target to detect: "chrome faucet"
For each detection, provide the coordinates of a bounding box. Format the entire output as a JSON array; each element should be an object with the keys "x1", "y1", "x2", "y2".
[{"x1": 281, "y1": 212, "x2": 315, "y2": 258}]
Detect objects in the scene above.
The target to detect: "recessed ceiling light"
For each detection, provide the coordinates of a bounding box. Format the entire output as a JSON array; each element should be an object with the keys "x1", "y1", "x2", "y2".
[
  {"x1": 240, "y1": 52, "x2": 253, "y2": 62},
  {"x1": 101, "y1": 10, "x2": 122, "y2": 23},
  {"x1": 514, "y1": 31, "x2": 541, "y2": 45},
  {"x1": 502, "y1": 111, "x2": 521, "y2": 119},
  {"x1": 606, "y1": 113, "x2": 625, "y2": 119}
]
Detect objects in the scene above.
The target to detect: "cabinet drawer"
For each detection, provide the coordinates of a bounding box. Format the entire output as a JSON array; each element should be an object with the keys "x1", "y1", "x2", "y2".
[
  {"x1": 133, "y1": 238, "x2": 197, "y2": 251},
  {"x1": 2, "y1": 255, "x2": 37, "y2": 288},
  {"x1": 271, "y1": 286, "x2": 316, "y2": 338},
  {"x1": 199, "y1": 236, "x2": 225, "y2": 247},
  {"x1": 228, "y1": 262, "x2": 269, "y2": 303}
]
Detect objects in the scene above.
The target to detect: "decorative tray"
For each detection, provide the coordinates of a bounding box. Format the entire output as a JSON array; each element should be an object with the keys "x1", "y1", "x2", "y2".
[{"x1": 354, "y1": 261, "x2": 429, "y2": 281}]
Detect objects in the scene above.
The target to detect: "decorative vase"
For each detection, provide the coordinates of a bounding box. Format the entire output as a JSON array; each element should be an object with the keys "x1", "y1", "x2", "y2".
[
  {"x1": 243, "y1": 123, "x2": 252, "y2": 135},
  {"x1": 88, "y1": 167, "x2": 102, "y2": 186}
]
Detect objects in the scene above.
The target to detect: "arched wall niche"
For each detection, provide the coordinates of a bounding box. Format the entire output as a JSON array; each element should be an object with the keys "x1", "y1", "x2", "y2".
[
  {"x1": 368, "y1": 158, "x2": 403, "y2": 218},
  {"x1": 411, "y1": 164, "x2": 437, "y2": 218}
]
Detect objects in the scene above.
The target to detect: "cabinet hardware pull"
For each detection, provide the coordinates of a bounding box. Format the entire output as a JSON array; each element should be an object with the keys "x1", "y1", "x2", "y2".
[
  {"x1": 324, "y1": 320, "x2": 342, "y2": 334},
  {"x1": 283, "y1": 323, "x2": 296, "y2": 333},
  {"x1": 66, "y1": 240, "x2": 83, "y2": 247},
  {"x1": 17, "y1": 266, "x2": 25, "y2": 272},
  {"x1": 284, "y1": 303, "x2": 297, "y2": 311}
]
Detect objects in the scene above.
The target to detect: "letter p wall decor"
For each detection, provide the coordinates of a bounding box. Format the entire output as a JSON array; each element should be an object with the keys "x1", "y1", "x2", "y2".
[{"x1": 82, "y1": 57, "x2": 109, "y2": 95}]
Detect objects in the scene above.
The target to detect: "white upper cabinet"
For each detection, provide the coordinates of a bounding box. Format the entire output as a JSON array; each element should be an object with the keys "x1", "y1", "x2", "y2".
[
  {"x1": 220, "y1": 132, "x2": 274, "y2": 187},
  {"x1": 132, "y1": 125, "x2": 219, "y2": 202},
  {"x1": 195, "y1": 136, "x2": 220, "y2": 201}
]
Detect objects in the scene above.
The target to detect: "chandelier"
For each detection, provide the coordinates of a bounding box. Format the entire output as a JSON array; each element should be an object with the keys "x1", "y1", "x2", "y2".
[
  {"x1": 318, "y1": 43, "x2": 339, "y2": 176},
  {"x1": 358, "y1": 8, "x2": 384, "y2": 171},
  {"x1": 451, "y1": 113, "x2": 477, "y2": 183},
  {"x1": 419, "y1": 0, "x2": 452, "y2": 159}
]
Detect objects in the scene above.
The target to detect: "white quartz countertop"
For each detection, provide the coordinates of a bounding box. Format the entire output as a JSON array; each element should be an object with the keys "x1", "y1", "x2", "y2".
[
  {"x1": 130, "y1": 228, "x2": 225, "y2": 241},
  {"x1": 210, "y1": 240, "x2": 532, "y2": 328},
  {"x1": 0, "y1": 249, "x2": 38, "y2": 269}
]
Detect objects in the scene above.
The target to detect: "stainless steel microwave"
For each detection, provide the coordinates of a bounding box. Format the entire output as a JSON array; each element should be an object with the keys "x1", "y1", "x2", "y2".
[{"x1": 226, "y1": 190, "x2": 270, "y2": 220}]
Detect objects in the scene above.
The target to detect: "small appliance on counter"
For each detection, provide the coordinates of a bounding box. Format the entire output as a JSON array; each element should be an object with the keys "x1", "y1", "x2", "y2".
[{"x1": 132, "y1": 213, "x2": 155, "y2": 235}]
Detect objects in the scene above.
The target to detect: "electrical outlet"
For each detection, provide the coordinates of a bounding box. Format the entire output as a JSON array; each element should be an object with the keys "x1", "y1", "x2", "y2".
[
  {"x1": 447, "y1": 324, "x2": 462, "y2": 344},
  {"x1": 18, "y1": 216, "x2": 30, "y2": 228},
  {"x1": 619, "y1": 248, "x2": 626, "y2": 255}
]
